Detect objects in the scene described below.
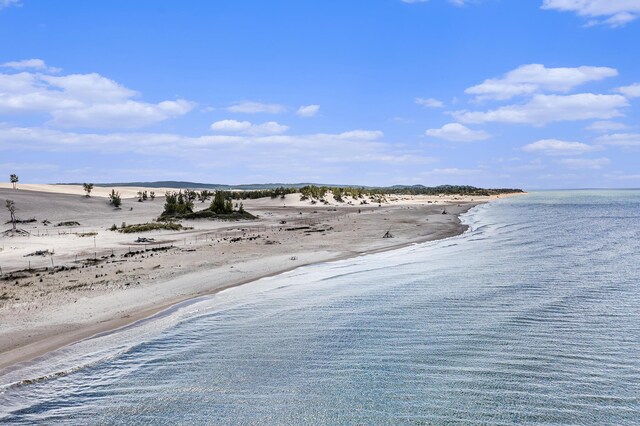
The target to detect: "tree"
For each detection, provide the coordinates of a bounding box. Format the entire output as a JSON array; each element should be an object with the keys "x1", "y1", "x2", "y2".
[
  {"x1": 6, "y1": 199, "x2": 16, "y2": 231},
  {"x1": 211, "y1": 190, "x2": 233, "y2": 214},
  {"x1": 83, "y1": 183, "x2": 94, "y2": 197},
  {"x1": 108, "y1": 189, "x2": 122, "y2": 208},
  {"x1": 10, "y1": 174, "x2": 18, "y2": 190}
]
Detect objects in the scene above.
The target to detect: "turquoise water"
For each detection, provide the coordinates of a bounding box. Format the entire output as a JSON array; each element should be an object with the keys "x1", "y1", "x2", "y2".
[{"x1": 1, "y1": 191, "x2": 640, "y2": 424}]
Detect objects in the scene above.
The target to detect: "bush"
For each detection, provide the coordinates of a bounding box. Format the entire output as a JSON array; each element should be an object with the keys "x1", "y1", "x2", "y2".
[{"x1": 109, "y1": 189, "x2": 122, "y2": 208}]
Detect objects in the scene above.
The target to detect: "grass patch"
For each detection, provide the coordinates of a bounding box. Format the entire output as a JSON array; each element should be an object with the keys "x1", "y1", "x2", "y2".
[
  {"x1": 118, "y1": 222, "x2": 184, "y2": 233},
  {"x1": 181, "y1": 210, "x2": 256, "y2": 221}
]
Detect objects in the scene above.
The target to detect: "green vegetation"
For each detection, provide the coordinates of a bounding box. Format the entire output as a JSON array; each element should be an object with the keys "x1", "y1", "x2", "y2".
[
  {"x1": 83, "y1": 183, "x2": 94, "y2": 197},
  {"x1": 108, "y1": 189, "x2": 122, "y2": 208},
  {"x1": 118, "y1": 222, "x2": 184, "y2": 233},
  {"x1": 160, "y1": 190, "x2": 255, "y2": 220},
  {"x1": 161, "y1": 191, "x2": 194, "y2": 217},
  {"x1": 9, "y1": 174, "x2": 18, "y2": 190}
]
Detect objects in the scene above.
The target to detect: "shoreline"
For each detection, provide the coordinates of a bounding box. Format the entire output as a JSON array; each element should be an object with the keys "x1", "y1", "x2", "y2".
[
  {"x1": 0, "y1": 218, "x2": 471, "y2": 374},
  {"x1": 1, "y1": 188, "x2": 522, "y2": 375}
]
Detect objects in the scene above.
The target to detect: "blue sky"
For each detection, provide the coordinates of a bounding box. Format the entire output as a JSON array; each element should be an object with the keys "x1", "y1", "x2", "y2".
[{"x1": 1, "y1": 0, "x2": 639, "y2": 189}]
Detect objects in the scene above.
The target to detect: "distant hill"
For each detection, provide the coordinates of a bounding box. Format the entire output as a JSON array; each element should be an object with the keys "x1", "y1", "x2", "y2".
[
  {"x1": 57, "y1": 181, "x2": 524, "y2": 195},
  {"x1": 57, "y1": 181, "x2": 329, "y2": 190}
]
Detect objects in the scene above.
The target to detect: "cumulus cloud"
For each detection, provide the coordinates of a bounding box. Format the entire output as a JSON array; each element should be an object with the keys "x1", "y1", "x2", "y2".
[
  {"x1": 541, "y1": 0, "x2": 640, "y2": 27},
  {"x1": 211, "y1": 119, "x2": 289, "y2": 135},
  {"x1": 522, "y1": 139, "x2": 597, "y2": 155},
  {"x1": 616, "y1": 83, "x2": 640, "y2": 98},
  {"x1": 0, "y1": 64, "x2": 193, "y2": 128},
  {"x1": 296, "y1": 104, "x2": 320, "y2": 117},
  {"x1": 0, "y1": 126, "x2": 432, "y2": 177},
  {"x1": 586, "y1": 120, "x2": 629, "y2": 132},
  {"x1": 210, "y1": 119, "x2": 253, "y2": 132},
  {"x1": 415, "y1": 97, "x2": 444, "y2": 108},
  {"x1": 465, "y1": 64, "x2": 618, "y2": 101},
  {"x1": 337, "y1": 130, "x2": 384, "y2": 140},
  {"x1": 558, "y1": 157, "x2": 611, "y2": 169},
  {"x1": 425, "y1": 123, "x2": 491, "y2": 142},
  {"x1": 227, "y1": 101, "x2": 286, "y2": 114},
  {"x1": 596, "y1": 133, "x2": 640, "y2": 146},
  {"x1": 454, "y1": 93, "x2": 629, "y2": 125},
  {"x1": 1, "y1": 58, "x2": 59, "y2": 72}
]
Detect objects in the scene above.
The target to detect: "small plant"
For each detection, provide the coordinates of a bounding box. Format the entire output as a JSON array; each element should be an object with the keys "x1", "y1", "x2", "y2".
[
  {"x1": 109, "y1": 189, "x2": 122, "y2": 208},
  {"x1": 109, "y1": 224, "x2": 118, "y2": 231},
  {"x1": 9, "y1": 174, "x2": 18, "y2": 190},
  {"x1": 150, "y1": 191, "x2": 156, "y2": 200},
  {"x1": 83, "y1": 183, "x2": 94, "y2": 197}
]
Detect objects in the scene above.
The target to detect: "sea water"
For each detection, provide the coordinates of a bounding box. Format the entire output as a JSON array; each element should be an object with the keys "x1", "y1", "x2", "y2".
[{"x1": 1, "y1": 190, "x2": 639, "y2": 424}]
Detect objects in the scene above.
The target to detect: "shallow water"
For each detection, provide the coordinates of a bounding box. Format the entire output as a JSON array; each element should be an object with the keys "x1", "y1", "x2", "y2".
[{"x1": 1, "y1": 190, "x2": 640, "y2": 424}]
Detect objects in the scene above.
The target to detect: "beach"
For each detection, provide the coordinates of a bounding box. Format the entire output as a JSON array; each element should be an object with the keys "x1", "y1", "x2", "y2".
[{"x1": 0, "y1": 184, "x2": 510, "y2": 371}]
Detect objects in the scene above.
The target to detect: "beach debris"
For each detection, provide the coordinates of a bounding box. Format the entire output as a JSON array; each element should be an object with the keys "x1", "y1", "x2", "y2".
[
  {"x1": 290, "y1": 256, "x2": 298, "y2": 260},
  {"x1": 1, "y1": 228, "x2": 30, "y2": 237},
  {"x1": 383, "y1": 231, "x2": 393, "y2": 238},
  {"x1": 56, "y1": 221, "x2": 80, "y2": 227},
  {"x1": 4, "y1": 218, "x2": 36, "y2": 224},
  {"x1": 42, "y1": 219, "x2": 51, "y2": 226},
  {"x1": 442, "y1": 210, "x2": 447, "y2": 215},
  {"x1": 135, "y1": 237, "x2": 155, "y2": 243},
  {"x1": 25, "y1": 250, "x2": 50, "y2": 257}
]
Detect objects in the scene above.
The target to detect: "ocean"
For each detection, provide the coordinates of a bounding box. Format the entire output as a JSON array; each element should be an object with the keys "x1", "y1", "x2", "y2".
[{"x1": 1, "y1": 190, "x2": 639, "y2": 424}]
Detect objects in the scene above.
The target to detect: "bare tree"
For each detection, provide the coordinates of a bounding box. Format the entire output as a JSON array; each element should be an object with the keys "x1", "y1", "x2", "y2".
[
  {"x1": 10, "y1": 174, "x2": 18, "y2": 190},
  {"x1": 6, "y1": 199, "x2": 16, "y2": 231}
]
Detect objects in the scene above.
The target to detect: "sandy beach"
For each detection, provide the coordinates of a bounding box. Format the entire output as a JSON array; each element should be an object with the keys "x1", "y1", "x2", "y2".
[{"x1": 0, "y1": 184, "x2": 515, "y2": 371}]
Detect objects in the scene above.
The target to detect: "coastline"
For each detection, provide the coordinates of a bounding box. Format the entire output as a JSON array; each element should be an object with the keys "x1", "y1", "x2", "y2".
[
  {"x1": 0, "y1": 226, "x2": 467, "y2": 374},
  {"x1": 0, "y1": 187, "x2": 522, "y2": 374}
]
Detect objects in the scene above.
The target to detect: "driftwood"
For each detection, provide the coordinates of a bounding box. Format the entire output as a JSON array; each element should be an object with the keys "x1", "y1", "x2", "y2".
[
  {"x1": 1, "y1": 228, "x2": 30, "y2": 237},
  {"x1": 383, "y1": 231, "x2": 393, "y2": 238}
]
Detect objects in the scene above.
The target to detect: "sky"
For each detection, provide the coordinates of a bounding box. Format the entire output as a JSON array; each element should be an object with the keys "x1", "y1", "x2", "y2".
[{"x1": 1, "y1": 0, "x2": 639, "y2": 189}]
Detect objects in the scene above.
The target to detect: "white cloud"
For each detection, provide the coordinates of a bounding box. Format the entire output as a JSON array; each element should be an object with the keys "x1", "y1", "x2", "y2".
[
  {"x1": 296, "y1": 104, "x2": 320, "y2": 117},
  {"x1": 1, "y1": 58, "x2": 59, "y2": 72},
  {"x1": 0, "y1": 66, "x2": 193, "y2": 128},
  {"x1": 211, "y1": 119, "x2": 289, "y2": 135},
  {"x1": 522, "y1": 139, "x2": 597, "y2": 155},
  {"x1": 337, "y1": 130, "x2": 384, "y2": 140},
  {"x1": 596, "y1": 133, "x2": 640, "y2": 146},
  {"x1": 50, "y1": 99, "x2": 193, "y2": 129},
  {"x1": 616, "y1": 83, "x2": 640, "y2": 98},
  {"x1": 227, "y1": 101, "x2": 286, "y2": 114},
  {"x1": 465, "y1": 64, "x2": 618, "y2": 101},
  {"x1": 558, "y1": 157, "x2": 611, "y2": 169},
  {"x1": 0, "y1": 126, "x2": 432, "y2": 176},
  {"x1": 246, "y1": 121, "x2": 289, "y2": 135},
  {"x1": 425, "y1": 123, "x2": 491, "y2": 142},
  {"x1": 541, "y1": 0, "x2": 640, "y2": 27},
  {"x1": 415, "y1": 97, "x2": 444, "y2": 108},
  {"x1": 211, "y1": 119, "x2": 252, "y2": 132},
  {"x1": 0, "y1": 0, "x2": 20, "y2": 11},
  {"x1": 586, "y1": 120, "x2": 629, "y2": 132},
  {"x1": 454, "y1": 93, "x2": 629, "y2": 125}
]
